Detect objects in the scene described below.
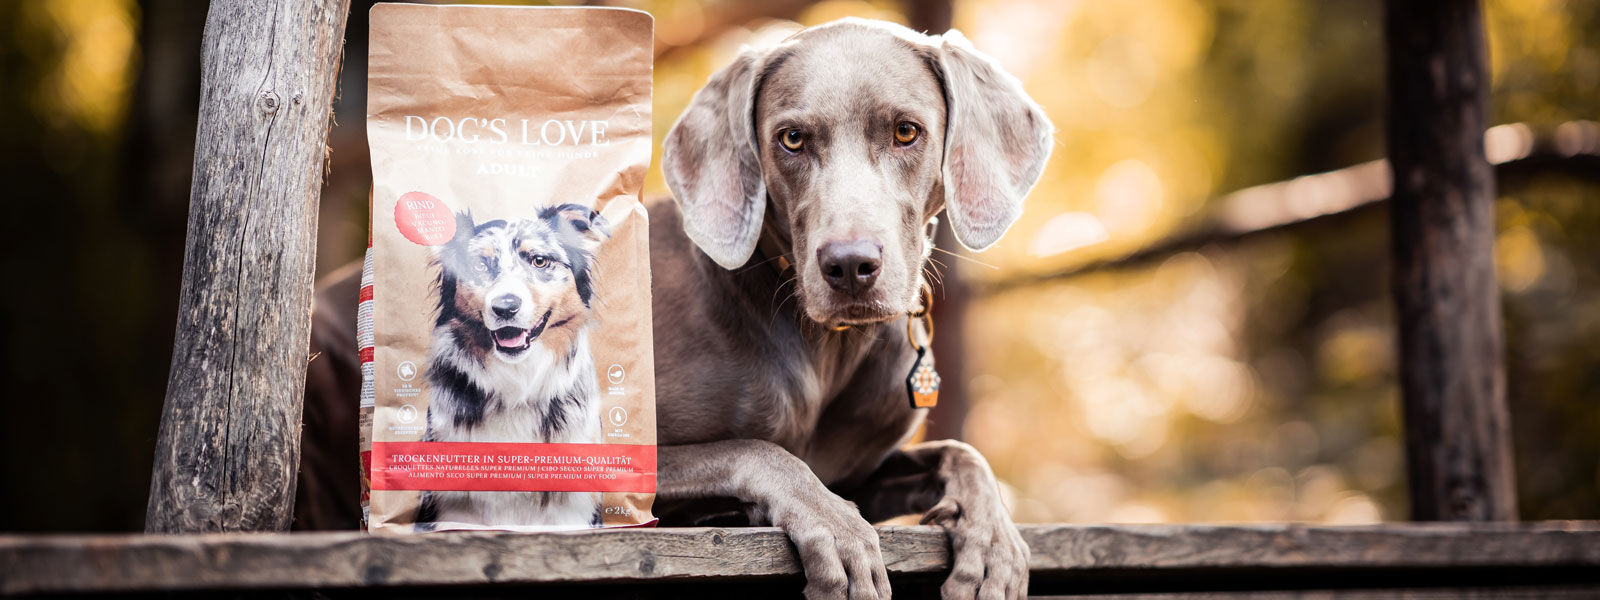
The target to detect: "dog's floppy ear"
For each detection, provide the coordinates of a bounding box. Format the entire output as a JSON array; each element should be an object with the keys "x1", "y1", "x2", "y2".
[
  {"x1": 548, "y1": 203, "x2": 610, "y2": 253},
  {"x1": 432, "y1": 211, "x2": 479, "y2": 324},
  {"x1": 450, "y1": 211, "x2": 477, "y2": 245},
  {"x1": 934, "y1": 30, "x2": 1054, "y2": 251},
  {"x1": 542, "y1": 204, "x2": 611, "y2": 307},
  {"x1": 436, "y1": 211, "x2": 478, "y2": 261},
  {"x1": 661, "y1": 47, "x2": 767, "y2": 269}
]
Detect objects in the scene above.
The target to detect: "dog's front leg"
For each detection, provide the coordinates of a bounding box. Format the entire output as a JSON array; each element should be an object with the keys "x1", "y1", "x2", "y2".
[
  {"x1": 842, "y1": 440, "x2": 1029, "y2": 600},
  {"x1": 660, "y1": 441, "x2": 890, "y2": 600}
]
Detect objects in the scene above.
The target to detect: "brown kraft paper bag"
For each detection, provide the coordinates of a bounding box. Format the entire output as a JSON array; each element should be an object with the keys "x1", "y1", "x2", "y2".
[{"x1": 359, "y1": 3, "x2": 656, "y2": 533}]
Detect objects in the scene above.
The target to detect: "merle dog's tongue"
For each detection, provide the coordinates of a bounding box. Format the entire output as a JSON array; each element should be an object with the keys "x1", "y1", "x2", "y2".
[{"x1": 493, "y1": 327, "x2": 526, "y2": 348}]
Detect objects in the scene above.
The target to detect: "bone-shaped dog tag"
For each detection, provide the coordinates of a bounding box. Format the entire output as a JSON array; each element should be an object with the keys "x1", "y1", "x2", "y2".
[{"x1": 906, "y1": 345, "x2": 940, "y2": 409}]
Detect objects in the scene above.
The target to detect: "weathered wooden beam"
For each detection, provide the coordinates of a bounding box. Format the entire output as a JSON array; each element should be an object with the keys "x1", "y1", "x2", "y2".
[
  {"x1": 1384, "y1": 0, "x2": 1516, "y2": 521},
  {"x1": 3, "y1": 523, "x2": 1598, "y2": 594},
  {"x1": 1055, "y1": 589, "x2": 1600, "y2": 600},
  {"x1": 146, "y1": 0, "x2": 353, "y2": 533}
]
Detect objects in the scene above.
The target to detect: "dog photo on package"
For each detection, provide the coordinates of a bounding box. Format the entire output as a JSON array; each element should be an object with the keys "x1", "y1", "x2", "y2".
[{"x1": 359, "y1": 3, "x2": 657, "y2": 533}]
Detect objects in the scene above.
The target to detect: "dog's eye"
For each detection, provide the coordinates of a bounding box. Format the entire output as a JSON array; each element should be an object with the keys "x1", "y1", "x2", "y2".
[
  {"x1": 894, "y1": 122, "x2": 919, "y2": 145},
  {"x1": 779, "y1": 129, "x2": 804, "y2": 152},
  {"x1": 531, "y1": 255, "x2": 549, "y2": 268},
  {"x1": 474, "y1": 261, "x2": 488, "y2": 272}
]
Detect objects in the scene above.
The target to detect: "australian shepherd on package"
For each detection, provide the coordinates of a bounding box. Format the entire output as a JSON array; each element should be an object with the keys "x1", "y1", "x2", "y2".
[{"x1": 415, "y1": 204, "x2": 609, "y2": 530}]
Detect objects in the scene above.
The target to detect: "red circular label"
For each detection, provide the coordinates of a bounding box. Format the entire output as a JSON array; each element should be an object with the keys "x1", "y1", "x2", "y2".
[{"x1": 394, "y1": 191, "x2": 456, "y2": 246}]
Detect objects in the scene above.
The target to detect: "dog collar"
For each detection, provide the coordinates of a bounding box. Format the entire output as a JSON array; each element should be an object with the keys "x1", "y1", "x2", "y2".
[
  {"x1": 904, "y1": 283, "x2": 939, "y2": 408},
  {"x1": 755, "y1": 231, "x2": 794, "y2": 275},
  {"x1": 751, "y1": 223, "x2": 940, "y2": 409}
]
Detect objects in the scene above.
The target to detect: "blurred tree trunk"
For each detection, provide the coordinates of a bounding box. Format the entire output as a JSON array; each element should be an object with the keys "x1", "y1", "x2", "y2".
[
  {"x1": 905, "y1": 0, "x2": 968, "y2": 442},
  {"x1": 124, "y1": 0, "x2": 204, "y2": 389},
  {"x1": 906, "y1": 0, "x2": 952, "y2": 36},
  {"x1": 125, "y1": 0, "x2": 204, "y2": 226},
  {"x1": 651, "y1": 0, "x2": 818, "y2": 61},
  {"x1": 1384, "y1": 0, "x2": 1517, "y2": 521}
]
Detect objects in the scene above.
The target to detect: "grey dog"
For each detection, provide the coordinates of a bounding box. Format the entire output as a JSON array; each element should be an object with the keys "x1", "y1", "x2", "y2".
[{"x1": 298, "y1": 17, "x2": 1053, "y2": 600}]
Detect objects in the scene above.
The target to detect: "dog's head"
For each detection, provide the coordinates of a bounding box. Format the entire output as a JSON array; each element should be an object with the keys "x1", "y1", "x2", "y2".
[
  {"x1": 434, "y1": 205, "x2": 610, "y2": 364},
  {"x1": 662, "y1": 18, "x2": 1052, "y2": 326}
]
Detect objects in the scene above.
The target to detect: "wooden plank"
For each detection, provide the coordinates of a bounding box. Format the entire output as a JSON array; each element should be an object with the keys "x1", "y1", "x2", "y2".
[
  {"x1": 1383, "y1": 0, "x2": 1516, "y2": 521},
  {"x1": 146, "y1": 0, "x2": 352, "y2": 533},
  {"x1": 1022, "y1": 522, "x2": 1600, "y2": 570},
  {"x1": 3, "y1": 523, "x2": 1598, "y2": 595},
  {"x1": 1050, "y1": 589, "x2": 1600, "y2": 600}
]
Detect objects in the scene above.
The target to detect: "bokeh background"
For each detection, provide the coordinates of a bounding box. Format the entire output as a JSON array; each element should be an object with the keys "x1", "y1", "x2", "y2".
[{"x1": 1, "y1": 0, "x2": 1596, "y2": 532}]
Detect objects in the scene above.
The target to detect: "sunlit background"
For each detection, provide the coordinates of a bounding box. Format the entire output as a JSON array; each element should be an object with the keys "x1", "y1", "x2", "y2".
[{"x1": 1, "y1": 0, "x2": 1596, "y2": 531}]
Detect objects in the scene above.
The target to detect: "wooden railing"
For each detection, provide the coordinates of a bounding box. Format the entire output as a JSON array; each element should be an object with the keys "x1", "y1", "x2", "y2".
[{"x1": 7, "y1": 523, "x2": 1600, "y2": 596}]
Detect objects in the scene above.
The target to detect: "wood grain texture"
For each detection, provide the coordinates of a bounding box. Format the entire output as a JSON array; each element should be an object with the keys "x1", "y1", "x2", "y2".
[
  {"x1": 1384, "y1": 0, "x2": 1515, "y2": 521},
  {"x1": 1050, "y1": 589, "x2": 1600, "y2": 600},
  {"x1": 3, "y1": 523, "x2": 1598, "y2": 594},
  {"x1": 146, "y1": 0, "x2": 352, "y2": 533}
]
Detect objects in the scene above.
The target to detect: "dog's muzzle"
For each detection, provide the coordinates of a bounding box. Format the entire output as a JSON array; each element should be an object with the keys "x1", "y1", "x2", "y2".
[{"x1": 490, "y1": 308, "x2": 550, "y2": 356}]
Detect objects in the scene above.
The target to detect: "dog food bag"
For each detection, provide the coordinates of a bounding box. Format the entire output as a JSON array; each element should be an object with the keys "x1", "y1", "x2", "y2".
[{"x1": 359, "y1": 3, "x2": 656, "y2": 533}]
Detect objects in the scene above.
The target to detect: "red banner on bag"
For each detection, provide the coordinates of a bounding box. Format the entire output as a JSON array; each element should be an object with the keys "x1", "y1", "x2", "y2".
[{"x1": 370, "y1": 442, "x2": 656, "y2": 493}]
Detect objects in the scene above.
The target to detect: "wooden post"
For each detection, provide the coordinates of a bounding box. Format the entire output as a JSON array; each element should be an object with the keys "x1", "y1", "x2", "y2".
[
  {"x1": 146, "y1": 0, "x2": 352, "y2": 533},
  {"x1": 1384, "y1": 0, "x2": 1517, "y2": 521}
]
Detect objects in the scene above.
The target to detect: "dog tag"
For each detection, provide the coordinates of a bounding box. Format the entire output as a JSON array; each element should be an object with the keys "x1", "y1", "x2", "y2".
[{"x1": 906, "y1": 345, "x2": 940, "y2": 409}]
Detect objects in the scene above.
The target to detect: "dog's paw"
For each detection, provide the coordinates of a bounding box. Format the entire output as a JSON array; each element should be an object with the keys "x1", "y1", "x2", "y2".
[
  {"x1": 771, "y1": 494, "x2": 891, "y2": 600},
  {"x1": 923, "y1": 496, "x2": 1029, "y2": 600}
]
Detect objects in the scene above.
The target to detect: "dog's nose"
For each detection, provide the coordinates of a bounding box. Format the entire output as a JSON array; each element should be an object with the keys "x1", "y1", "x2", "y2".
[
  {"x1": 491, "y1": 294, "x2": 521, "y2": 319},
  {"x1": 817, "y1": 240, "x2": 883, "y2": 294}
]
